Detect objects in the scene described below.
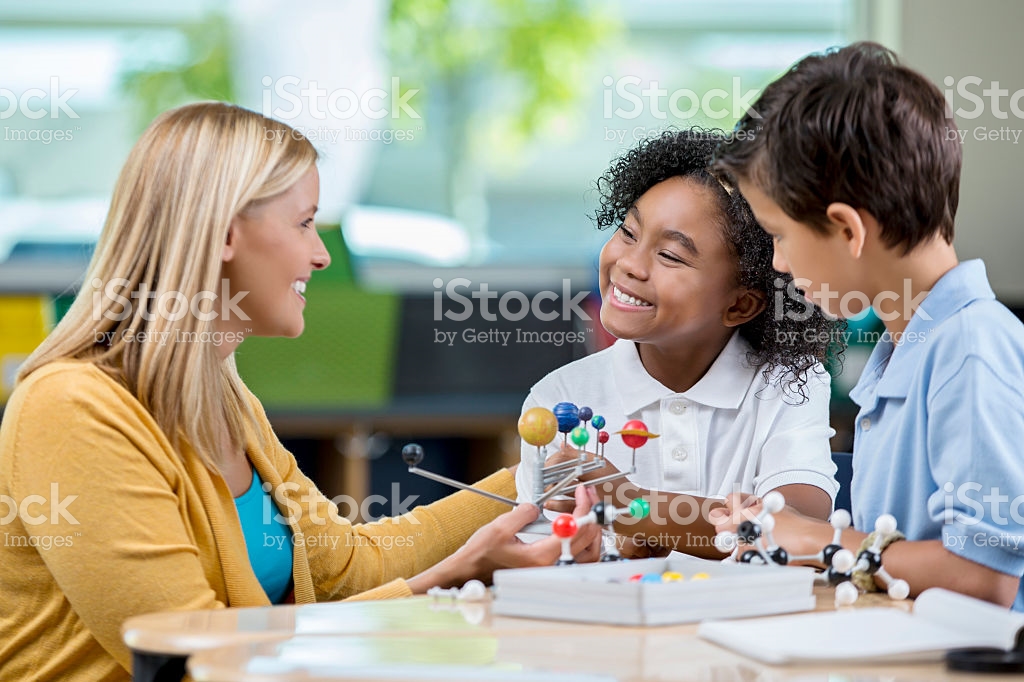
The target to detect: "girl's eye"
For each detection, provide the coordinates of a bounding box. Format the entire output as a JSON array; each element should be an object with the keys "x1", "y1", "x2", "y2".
[
  {"x1": 618, "y1": 225, "x2": 636, "y2": 241},
  {"x1": 659, "y1": 251, "x2": 686, "y2": 265}
]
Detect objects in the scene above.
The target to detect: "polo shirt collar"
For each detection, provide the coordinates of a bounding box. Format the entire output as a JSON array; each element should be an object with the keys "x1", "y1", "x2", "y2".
[
  {"x1": 852, "y1": 259, "x2": 994, "y2": 402},
  {"x1": 612, "y1": 331, "x2": 759, "y2": 415}
]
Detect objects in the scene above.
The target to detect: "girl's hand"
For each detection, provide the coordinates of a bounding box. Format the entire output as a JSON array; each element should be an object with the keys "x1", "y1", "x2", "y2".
[
  {"x1": 538, "y1": 444, "x2": 589, "y2": 514},
  {"x1": 709, "y1": 492, "x2": 830, "y2": 563},
  {"x1": 541, "y1": 445, "x2": 622, "y2": 514}
]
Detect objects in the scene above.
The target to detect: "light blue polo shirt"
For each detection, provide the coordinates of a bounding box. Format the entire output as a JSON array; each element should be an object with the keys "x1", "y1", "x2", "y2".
[{"x1": 849, "y1": 260, "x2": 1024, "y2": 610}]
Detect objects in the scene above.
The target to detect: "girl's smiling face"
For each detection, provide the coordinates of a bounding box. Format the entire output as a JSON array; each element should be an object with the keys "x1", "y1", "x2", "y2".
[{"x1": 598, "y1": 176, "x2": 748, "y2": 350}]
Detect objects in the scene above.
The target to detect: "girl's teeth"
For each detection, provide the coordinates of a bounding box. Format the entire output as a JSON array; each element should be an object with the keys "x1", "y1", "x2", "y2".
[{"x1": 613, "y1": 286, "x2": 651, "y2": 307}]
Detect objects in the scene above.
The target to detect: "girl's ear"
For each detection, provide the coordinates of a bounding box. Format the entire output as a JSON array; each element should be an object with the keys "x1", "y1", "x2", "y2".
[
  {"x1": 723, "y1": 288, "x2": 766, "y2": 328},
  {"x1": 223, "y1": 216, "x2": 240, "y2": 263},
  {"x1": 826, "y1": 202, "x2": 868, "y2": 259}
]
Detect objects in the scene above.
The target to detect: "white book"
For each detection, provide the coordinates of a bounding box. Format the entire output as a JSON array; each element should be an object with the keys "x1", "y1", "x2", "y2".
[
  {"x1": 698, "y1": 588, "x2": 1024, "y2": 664},
  {"x1": 493, "y1": 557, "x2": 816, "y2": 626}
]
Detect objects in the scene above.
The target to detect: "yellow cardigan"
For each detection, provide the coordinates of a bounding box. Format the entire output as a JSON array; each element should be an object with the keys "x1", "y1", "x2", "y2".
[{"x1": 0, "y1": 360, "x2": 515, "y2": 681}]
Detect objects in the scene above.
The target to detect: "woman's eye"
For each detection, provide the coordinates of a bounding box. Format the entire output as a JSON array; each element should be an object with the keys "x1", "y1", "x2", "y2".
[{"x1": 301, "y1": 218, "x2": 314, "y2": 229}]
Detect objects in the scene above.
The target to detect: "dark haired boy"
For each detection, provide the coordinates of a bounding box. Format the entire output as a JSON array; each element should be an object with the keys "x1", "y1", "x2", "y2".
[{"x1": 712, "y1": 42, "x2": 1024, "y2": 609}]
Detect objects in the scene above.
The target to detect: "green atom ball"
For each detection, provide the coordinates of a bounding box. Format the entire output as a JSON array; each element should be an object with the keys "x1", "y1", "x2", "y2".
[
  {"x1": 629, "y1": 497, "x2": 650, "y2": 520},
  {"x1": 570, "y1": 426, "x2": 589, "y2": 447}
]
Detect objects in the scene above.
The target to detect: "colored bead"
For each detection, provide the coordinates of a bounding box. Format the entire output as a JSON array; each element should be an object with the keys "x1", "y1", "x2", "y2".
[
  {"x1": 691, "y1": 572, "x2": 709, "y2": 580},
  {"x1": 570, "y1": 426, "x2": 589, "y2": 447},
  {"x1": 597, "y1": 430, "x2": 609, "y2": 444},
  {"x1": 640, "y1": 573, "x2": 662, "y2": 583},
  {"x1": 629, "y1": 498, "x2": 650, "y2": 519},
  {"x1": 552, "y1": 514, "x2": 577, "y2": 539},
  {"x1": 628, "y1": 574, "x2": 643, "y2": 582},
  {"x1": 401, "y1": 443, "x2": 424, "y2": 467},
  {"x1": 591, "y1": 415, "x2": 606, "y2": 430},
  {"x1": 578, "y1": 406, "x2": 593, "y2": 422},
  {"x1": 518, "y1": 407, "x2": 558, "y2": 447},
  {"x1": 552, "y1": 402, "x2": 580, "y2": 434},
  {"x1": 661, "y1": 571, "x2": 684, "y2": 582}
]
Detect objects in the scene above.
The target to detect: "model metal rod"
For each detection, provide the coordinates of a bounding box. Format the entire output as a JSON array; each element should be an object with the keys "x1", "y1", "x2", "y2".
[
  {"x1": 534, "y1": 469, "x2": 581, "y2": 507},
  {"x1": 574, "y1": 469, "x2": 633, "y2": 490},
  {"x1": 407, "y1": 467, "x2": 518, "y2": 507}
]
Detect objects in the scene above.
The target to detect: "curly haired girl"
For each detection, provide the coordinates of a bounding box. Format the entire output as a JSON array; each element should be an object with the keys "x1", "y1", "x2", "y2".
[{"x1": 516, "y1": 128, "x2": 845, "y2": 557}]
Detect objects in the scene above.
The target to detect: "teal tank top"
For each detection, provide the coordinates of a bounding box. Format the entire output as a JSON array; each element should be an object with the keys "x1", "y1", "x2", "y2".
[{"x1": 234, "y1": 468, "x2": 293, "y2": 604}]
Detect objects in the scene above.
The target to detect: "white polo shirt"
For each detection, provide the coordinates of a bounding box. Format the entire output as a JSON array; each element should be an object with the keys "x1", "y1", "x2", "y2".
[{"x1": 515, "y1": 332, "x2": 839, "y2": 502}]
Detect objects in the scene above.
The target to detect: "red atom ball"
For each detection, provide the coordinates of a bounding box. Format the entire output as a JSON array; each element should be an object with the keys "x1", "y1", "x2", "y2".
[
  {"x1": 597, "y1": 430, "x2": 609, "y2": 444},
  {"x1": 552, "y1": 514, "x2": 577, "y2": 539}
]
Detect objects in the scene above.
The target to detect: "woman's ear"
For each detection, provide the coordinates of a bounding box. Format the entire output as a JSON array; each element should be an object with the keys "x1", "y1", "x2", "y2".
[
  {"x1": 223, "y1": 217, "x2": 240, "y2": 263},
  {"x1": 825, "y1": 202, "x2": 868, "y2": 259},
  {"x1": 723, "y1": 288, "x2": 766, "y2": 328}
]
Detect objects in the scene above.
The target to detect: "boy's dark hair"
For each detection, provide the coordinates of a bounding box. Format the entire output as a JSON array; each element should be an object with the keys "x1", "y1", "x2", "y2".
[
  {"x1": 713, "y1": 41, "x2": 961, "y2": 254},
  {"x1": 593, "y1": 128, "x2": 844, "y2": 403}
]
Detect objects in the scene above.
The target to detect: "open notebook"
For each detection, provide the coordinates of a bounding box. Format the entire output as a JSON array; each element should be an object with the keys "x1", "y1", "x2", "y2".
[{"x1": 698, "y1": 588, "x2": 1024, "y2": 664}]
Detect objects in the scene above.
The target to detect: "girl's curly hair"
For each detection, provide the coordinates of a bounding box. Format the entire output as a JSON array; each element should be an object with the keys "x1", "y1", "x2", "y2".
[{"x1": 592, "y1": 127, "x2": 846, "y2": 403}]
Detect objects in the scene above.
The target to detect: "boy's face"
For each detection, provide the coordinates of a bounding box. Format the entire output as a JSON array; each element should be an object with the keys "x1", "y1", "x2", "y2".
[
  {"x1": 598, "y1": 176, "x2": 744, "y2": 349},
  {"x1": 737, "y1": 178, "x2": 868, "y2": 319}
]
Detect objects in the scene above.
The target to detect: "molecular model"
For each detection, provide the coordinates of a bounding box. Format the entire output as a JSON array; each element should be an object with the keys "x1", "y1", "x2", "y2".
[
  {"x1": 518, "y1": 402, "x2": 659, "y2": 508},
  {"x1": 401, "y1": 402, "x2": 659, "y2": 563},
  {"x1": 713, "y1": 492, "x2": 910, "y2": 607},
  {"x1": 550, "y1": 498, "x2": 650, "y2": 564}
]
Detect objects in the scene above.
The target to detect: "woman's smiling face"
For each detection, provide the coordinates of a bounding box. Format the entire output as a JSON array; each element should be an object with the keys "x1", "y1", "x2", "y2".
[
  {"x1": 220, "y1": 166, "x2": 331, "y2": 339},
  {"x1": 598, "y1": 176, "x2": 743, "y2": 350}
]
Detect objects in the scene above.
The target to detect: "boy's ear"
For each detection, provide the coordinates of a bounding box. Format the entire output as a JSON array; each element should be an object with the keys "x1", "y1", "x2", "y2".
[
  {"x1": 825, "y1": 202, "x2": 868, "y2": 259},
  {"x1": 723, "y1": 288, "x2": 766, "y2": 328}
]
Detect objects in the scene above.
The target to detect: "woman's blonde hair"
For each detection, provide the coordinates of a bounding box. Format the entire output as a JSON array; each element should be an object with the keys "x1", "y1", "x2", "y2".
[{"x1": 19, "y1": 102, "x2": 319, "y2": 471}]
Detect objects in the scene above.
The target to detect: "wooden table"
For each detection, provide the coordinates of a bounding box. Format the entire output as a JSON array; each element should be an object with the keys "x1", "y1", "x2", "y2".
[
  {"x1": 122, "y1": 588, "x2": 992, "y2": 682},
  {"x1": 186, "y1": 630, "x2": 999, "y2": 682},
  {"x1": 123, "y1": 595, "x2": 590, "y2": 681}
]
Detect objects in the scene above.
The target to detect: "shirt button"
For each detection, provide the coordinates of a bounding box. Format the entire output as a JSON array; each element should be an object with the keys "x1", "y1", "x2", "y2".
[
  {"x1": 672, "y1": 447, "x2": 688, "y2": 462},
  {"x1": 669, "y1": 400, "x2": 687, "y2": 415},
  {"x1": 861, "y1": 417, "x2": 871, "y2": 431}
]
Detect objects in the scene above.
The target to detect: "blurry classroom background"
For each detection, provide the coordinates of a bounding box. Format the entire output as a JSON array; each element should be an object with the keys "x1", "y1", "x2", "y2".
[{"x1": 2, "y1": 0, "x2": 1023, "y2": 517}]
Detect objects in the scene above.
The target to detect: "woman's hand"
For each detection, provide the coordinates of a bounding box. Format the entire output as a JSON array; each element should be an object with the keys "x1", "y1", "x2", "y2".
[{"x1": 407, "y1": 484, "x2": 602, "y2": 593}]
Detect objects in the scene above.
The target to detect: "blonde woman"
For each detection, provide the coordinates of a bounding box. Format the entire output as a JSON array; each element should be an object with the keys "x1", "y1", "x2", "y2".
[{"x1": 0, "y1": 102, "x2": 599, "y2": 681}]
